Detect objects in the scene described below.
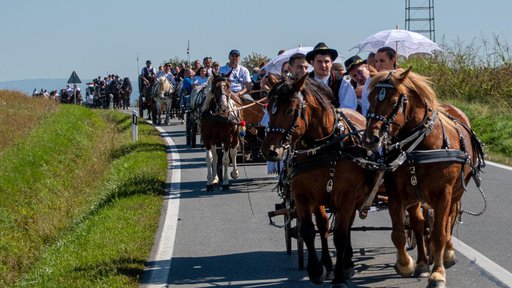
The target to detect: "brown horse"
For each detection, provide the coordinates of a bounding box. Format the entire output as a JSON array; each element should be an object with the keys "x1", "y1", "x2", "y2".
[
  {"x1": 362, "y1": 68, "x2": 485, "y2": 288},
  {"x1": 199, "y1": 74, "x2": 242, "y2": 191},
  {"x1": 261, "y1": 74, "x2": 370, "y2": 288}
]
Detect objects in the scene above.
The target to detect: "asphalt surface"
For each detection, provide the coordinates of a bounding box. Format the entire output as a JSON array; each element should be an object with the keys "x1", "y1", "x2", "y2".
[{"x1": 142, "y1": 117, "x2": 512, "y2": 288}]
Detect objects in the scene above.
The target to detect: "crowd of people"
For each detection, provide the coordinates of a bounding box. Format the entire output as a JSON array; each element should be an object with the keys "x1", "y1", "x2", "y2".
[{"x1": 138, "y1": 42, "x2": 399, "y2": 130}]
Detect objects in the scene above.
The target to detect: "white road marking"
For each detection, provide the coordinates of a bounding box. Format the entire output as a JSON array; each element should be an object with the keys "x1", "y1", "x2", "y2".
[
  {"x1": 487, "y1": 160, "x2": 512, "y2": 171},
  {"x1": 141, "y1": 126, "x2": 181, "y2": 287},
  {"x1": 453, "y1": 236, "x2": 512, "y2": 287}
]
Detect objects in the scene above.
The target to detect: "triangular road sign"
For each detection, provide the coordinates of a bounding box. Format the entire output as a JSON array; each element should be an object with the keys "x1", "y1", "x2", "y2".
[{"x1": 67, "y1": 71, "x2": 82, "y2": 84}]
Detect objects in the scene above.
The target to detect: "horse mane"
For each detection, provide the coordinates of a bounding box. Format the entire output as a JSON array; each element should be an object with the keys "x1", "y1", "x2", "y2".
[
  {"x1": 369, "y1": 69, "x2": 441, "y2": 111},
  {"x1": 303, "y1": 77, "x2": 333, "y2": 111}
]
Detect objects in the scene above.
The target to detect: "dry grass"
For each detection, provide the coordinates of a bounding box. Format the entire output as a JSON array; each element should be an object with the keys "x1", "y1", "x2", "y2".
[{"x1": 0, "y1": 91, "x2": 58, "y2": 153}]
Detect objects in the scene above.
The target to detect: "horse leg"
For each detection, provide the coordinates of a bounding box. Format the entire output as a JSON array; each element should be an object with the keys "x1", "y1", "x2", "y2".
[
  {"x1": 314, "y1": 206, "x2": 333, "y2": 280},
  {"x1": 296, "y1": 201, "x2": 325, "y2": 284},
  {"x1": 211, "y1": 144, "x2": 219, "y2": 186},
  {"x1": 388, "y1": 197, "x2": 416, "y2": 277},
  {"x1": 407, "y1": 203, "x2": 430, "y2": 278},
  {"x1": 443, "y1": 201, "x2": 459, "y2": 268},
  {"x1": 229, "y1": 147, "x2": 239, "y2": 179},
  {"x1": 221, "y1": 147, "x2": 230, "y2": 190},
  {"x1": 164, "y1": 100, "x2": 171, "y2": 125},
  {"x1": 331, "y1": 209, "x2": 355, "y2": 288},
  {"x1": 205, "y1": 148, "x2": 214, "y2": 191},
  {"x1": 429, "y1": 191, "x2": 452, "y2": 288}
]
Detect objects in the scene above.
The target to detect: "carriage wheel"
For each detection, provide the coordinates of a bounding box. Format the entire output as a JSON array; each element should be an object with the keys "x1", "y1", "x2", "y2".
[
  {"x1": 185, "y1": 112, "x2": 192, "y2": 145},
  {"x1": 283, "y1": 198, "x2": 293, "y2": 255},
  {"x1": 404, "y1": 212, "x2": 417, "y2": 250}
]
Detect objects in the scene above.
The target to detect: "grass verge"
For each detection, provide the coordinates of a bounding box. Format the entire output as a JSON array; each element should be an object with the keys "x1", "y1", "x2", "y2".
[{"x1": 0, "y1": 99, "x2": 166, "y2": 286}]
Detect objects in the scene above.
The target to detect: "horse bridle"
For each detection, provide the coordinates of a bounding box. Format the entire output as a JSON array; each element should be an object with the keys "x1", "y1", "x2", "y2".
[
  {"x1": 212, "y1": 79, "x2": 231, "y2": 116},
  {"x1": 265, "y1": 83, "x2": 307, "y2": 148},
  {"x1": 365, "y1": 72, "x2": 438, "y2": 155}
]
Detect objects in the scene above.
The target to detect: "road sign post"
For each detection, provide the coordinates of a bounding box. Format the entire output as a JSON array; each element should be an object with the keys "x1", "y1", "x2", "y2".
[
  {"x1": 67, "y1": 71, "x2": 82, "y2": 105},
  {"x1": 132, "y1": 109, "x2": 138, "y2": 142}
]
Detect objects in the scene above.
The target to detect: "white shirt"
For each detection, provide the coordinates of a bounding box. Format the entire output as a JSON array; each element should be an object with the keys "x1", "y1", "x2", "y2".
[
  {"x1": 338, "y1": 78, "x2": 358, "y2": 110},
  {"x1": 360, "y1": 78, "x2": 371, "y2": 116},
  {"x1": 218, "y1": 64, "x2": 251, "y2": 93},
  {"x1": 193, "y1": 75, "x2": 209, "y2": 88}
]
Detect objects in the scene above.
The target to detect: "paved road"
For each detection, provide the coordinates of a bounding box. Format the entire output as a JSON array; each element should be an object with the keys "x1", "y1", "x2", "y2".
[{"x1": 142, "y1": 118, "x2": 512, "y2": 288}]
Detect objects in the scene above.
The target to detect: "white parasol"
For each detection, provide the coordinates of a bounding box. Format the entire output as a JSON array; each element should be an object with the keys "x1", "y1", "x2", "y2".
[{"x1": 350, "y1": 29, "x2": 443, "y2": 58}]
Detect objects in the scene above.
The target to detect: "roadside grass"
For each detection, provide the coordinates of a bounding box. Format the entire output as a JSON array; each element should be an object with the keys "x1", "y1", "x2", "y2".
[
  {"x1": 0, "y1": 98, "x2": 166, "y2": 286},
  {"x1": 0, "y1": 91, "x2": 58, "y2": 153}
]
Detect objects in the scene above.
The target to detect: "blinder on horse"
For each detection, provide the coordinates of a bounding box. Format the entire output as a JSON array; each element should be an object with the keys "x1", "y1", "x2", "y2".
[
  {"x1": 366, "y1": 71, "x2": 408, "y2": 137},
  {"x1": 265, "y1": 81, "x2": 307, "y2": 148}
]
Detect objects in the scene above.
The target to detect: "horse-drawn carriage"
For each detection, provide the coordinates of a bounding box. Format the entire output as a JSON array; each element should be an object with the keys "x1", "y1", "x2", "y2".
[{"x1": 261, "y1": 70, "x2": 486, "y2": 288}]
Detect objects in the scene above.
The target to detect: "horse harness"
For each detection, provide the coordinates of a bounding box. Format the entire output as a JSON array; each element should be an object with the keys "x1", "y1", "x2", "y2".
[
  {"x1": 360, "y1": 72, "x2": 486, "y2": 215},
  {"x1": 266, "y1": 85, "x2": 365, "y2": 205}
]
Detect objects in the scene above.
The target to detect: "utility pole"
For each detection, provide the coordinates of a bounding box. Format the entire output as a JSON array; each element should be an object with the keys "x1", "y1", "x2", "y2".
[{"x1": 405, "y1": 0, "x2": 436, "y2": 41}]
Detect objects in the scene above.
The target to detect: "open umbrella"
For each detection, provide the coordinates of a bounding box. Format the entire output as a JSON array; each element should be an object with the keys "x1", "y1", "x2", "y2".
[
  {"x1": 350, "y1": 29, "x2": 443, "y2": 58},
  {"x1": 262, "y1": 47, "x2": 313, "y2": 75}
]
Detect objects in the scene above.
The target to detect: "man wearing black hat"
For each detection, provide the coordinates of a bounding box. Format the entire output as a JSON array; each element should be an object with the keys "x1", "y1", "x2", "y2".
[
  {"x1": 306, "y1": 42, "x2": 357, "y2": 109},
  {"x1": 218, "y1": 49, "x2": 252, "y2": 98},
  {"x1": 344, "y1": 55, "x2": 371, "y2": 115}
]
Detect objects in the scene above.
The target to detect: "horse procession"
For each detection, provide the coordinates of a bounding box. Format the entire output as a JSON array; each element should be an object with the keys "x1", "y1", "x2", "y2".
[{"x1": 140, "y1": 43, "x2": 487, "y2": 288}]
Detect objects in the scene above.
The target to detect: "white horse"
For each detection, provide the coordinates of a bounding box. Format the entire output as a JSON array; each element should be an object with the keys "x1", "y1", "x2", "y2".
[{"x1": 153, "y1": 76, "x2": 175, "y2": 125}]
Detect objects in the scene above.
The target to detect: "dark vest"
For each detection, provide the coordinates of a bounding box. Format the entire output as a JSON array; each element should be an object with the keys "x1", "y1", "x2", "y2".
[{"x1": 308, "y1": 71, "x2": 341, "y2": 107}]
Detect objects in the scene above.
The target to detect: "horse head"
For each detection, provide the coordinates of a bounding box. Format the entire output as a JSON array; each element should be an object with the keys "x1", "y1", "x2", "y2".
[
  {"x1": 156, "y1": 76, "x2": 175, "y2": 98},
  {"x1": 260, "y1": 74, "x2": 310, "y2": 161},
  {"x1": 209, "y1": 71, "x2": 232, "y2": 117},
  {"x1": 362, "y1": 67, "x2": 441, "y2": 155}
]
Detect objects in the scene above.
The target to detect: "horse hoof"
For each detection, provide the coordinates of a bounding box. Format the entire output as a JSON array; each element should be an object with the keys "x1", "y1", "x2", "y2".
[
  {"x1": 394, "y1": 254, "x2": 415, "y2": 277},
  {"x1": 427, "y1": 279, "x2": 446, "y2": 288},
  {"x1": 308, "y1": 265, "x2": 326, "y2": 284},
  {"x1": 344, "y1": 266, "x2": 355, "y2": 279},
  {"x1": 413, "y1": 262, "x2": 430, "y2": 278},
  {"x1": 331, "y1": 282, "x2": 349, "y2": 288},
  {"x1": 231, "y1": 170, "x2": 240, "y2": 179},
  {"x1": 444, "y1": 249, "x2": 457, "y2": 269},
  {"x1": 221, "y1": 184, "x2": 229, "y2": 190}
]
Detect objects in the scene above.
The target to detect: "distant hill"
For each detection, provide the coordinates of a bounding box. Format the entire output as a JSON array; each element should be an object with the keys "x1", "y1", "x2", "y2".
[{"x1": 0, "y1": 78, "x2": 141, "y2": 105}]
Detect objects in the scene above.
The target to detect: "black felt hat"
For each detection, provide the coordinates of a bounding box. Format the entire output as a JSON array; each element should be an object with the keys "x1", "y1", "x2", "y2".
[
  {"x1": 344, "y1": 55, "x2": 367, "y2": 74},
  {"x1": 305, "y1": 42, "x2": 339, "y2": 63}
]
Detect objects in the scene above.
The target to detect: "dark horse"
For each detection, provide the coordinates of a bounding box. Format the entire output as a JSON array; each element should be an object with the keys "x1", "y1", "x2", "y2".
[
  {"x1": 362, "y1": 68, "x2": 485, "y2": 288},
  {"x1": 199, "y1": 74, "x2": 241, "y2": 191},
  {"x1": 260, "y1": 74, "x2": 369, "y2": 288}
]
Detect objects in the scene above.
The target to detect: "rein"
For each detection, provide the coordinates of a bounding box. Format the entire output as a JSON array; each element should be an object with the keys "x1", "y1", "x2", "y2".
[{"x1": 229, "y1": 95, "x2": 267, "y2": 112}]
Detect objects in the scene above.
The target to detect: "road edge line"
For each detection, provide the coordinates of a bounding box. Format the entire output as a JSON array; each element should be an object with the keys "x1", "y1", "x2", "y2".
[
  {"x1": 452, "y1": 236, "x2": 512, "y2": 287},
  {"x1": 141, "y1": 125, "x2": 180, "y2": 287}
]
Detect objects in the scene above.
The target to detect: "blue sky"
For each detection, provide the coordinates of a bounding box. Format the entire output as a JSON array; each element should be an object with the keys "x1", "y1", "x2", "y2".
[{"x1": 0, "y1": 0, "x2": 510, "y2": 83}]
